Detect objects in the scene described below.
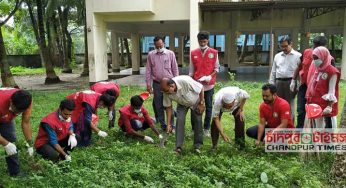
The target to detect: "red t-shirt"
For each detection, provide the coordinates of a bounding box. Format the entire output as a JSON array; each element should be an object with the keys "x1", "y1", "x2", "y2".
[
  {"x1": 259, "y1": 96, "x2": 294, "y2": 128},
  {"x1": 118, "y1": 105, "x2": 154, "y2": 134}
]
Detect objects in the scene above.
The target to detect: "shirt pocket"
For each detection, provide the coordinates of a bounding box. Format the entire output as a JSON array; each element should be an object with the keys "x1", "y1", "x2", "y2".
[{"x1": 163, "y1": 58, "x2": 171, "y2": 69}]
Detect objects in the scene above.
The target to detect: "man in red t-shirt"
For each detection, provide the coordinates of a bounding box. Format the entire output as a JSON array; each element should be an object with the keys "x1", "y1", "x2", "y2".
[
  {"x1": 118, "y1": 95, "x2": 163, "y2": 143},
  {"x1": 246, "y1": 84, "x2": 294, "y2": 147}
]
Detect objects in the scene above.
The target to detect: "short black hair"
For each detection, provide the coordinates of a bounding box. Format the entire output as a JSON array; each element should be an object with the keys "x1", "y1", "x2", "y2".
[
  {"x1": 130, "y1": 95, "x2": 144, "y2": 108},
  {"x1": 105, "y1": 89, "x2": 117, "y2": 98},
  {"x1": 279, "y1": 36, "x2": 292, "y2": 45},
  {"x1": 99, "y1": 94, "x2": 115, "y2": 107},
  {"x1": 313, "y1": 36, "x2": 327, "y2": 48},
  {"x1": 153, "y1": 36, "x2": 164, "y2": 43},
  {"x1": 167, "y1": 78, "x2": 175, "y2": 86},
  {"x1": 262, "y1": 83, "x2": 277, "y2": 94},
  {"x1": 11, "y1": 90, "x2": 32, "y2": 111},
  {"x1": 59, "y1": 99, "x2": 75, "y2": 111},
  {"x1": 197, "y1": 31, "x2": 210, "y2": 40}
]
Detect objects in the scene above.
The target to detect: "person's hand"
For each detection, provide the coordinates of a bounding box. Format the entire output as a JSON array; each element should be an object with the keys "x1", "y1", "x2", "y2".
[
  {"x1": 27, "y1": 147, "x2": 34, "y2": 156},
  {"x1": 108, "y1": 111, "x2": 113, "y2": 121},
  {"x1": 166, "y1": 124, "x2": 172, "y2": 134},
  {"x1": 204, "y1": 75, "x2": 212, "y2": 83},
  {"x1": 197, "y1": 103, "x2": 205, "y2": 114},
  {"x1": 4, "y1": 142, "x2": 17, "y2": 156},
  {"x1": 198, "y1": 76, "x2": 207, "y2": 82},
  {"x1": 98, "y1": 130, "x2": 108, "y2": 138},
  {"x1": 65, "y1": 154, "x2": 71, "y2": 162},
  {"x1": 290, "y1": 80, "x2": 296, "y2": 92},
  {"x1": 144, "y1": 136, "x2": 154, "y2": 143},
  {"x1": 236, "y1": 110, "x2": 245, "y2": 122},
  {"x1": 147, "y1": 86, "x2": 153, "y2": 94},
  {"x1": 255, "y1": 140, "x2": 261, "y2": 147},
  {"x1": 68, "y1": 134, "x2": 78, "y2": 149},
  {"x1": 323, "y1": 106, "x2": 332, "y2": 115},
  {"x1": 222, "y1": 134, "x2": 230, "y2": 143}
]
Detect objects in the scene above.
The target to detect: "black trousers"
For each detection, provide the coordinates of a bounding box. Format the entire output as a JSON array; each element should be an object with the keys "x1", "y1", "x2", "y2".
[{"x1": 0, "y1": 121, "x2": 20, "y2": 176}]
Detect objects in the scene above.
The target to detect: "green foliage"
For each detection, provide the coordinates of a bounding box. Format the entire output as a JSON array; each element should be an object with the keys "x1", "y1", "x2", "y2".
[
  {"x1": 10, "y1": 66, "x2": 61, "y2": 75},
  {"x1": 0, "y1": 81, "x2": 345, "y2": 187}
]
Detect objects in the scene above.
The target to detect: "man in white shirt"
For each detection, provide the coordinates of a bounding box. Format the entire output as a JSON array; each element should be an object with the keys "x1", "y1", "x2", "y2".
[
  {"x1": 160, "y1": 76, "x2": 205, "y2": 154},
  {"x1": 211, "y1": 87, "x2": 249, "y2": 150},
  {"x1": 269, "y1": 36, "x2": 301, "y2": 119}
]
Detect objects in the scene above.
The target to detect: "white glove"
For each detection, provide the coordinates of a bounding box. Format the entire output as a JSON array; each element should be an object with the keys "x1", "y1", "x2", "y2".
[
  {"x1": 204, "y1": 75, "x2": 212, "y2": 82},
  {"x1": 98, "y1": 130, "x2": 108, "y2": 138},
  {"x1": 198, "y1": 76, "x2": 207, "y2": 82},
  {"x1": 27, "y1": 147, "x2": 34, "y2": 156},
  {"x1": 68, "y1": 134, "x2": 78, "y2": 149},
  {"x1": 144, "y1": 136, "x2": 154, "y2": 143},
  {"x1": 323, "y1": 106, "x2": 332, "y2": 115},
  {"x1": 159, "y1": 134, "x2": 163, "y2": 139},
  {"x1": 4, "y1": 142, "x2": 17, "y2": 156},
  {"x1": 108, "y1": 111, "x2": 113, "y2": 121},
  {"x1": 65, "y1": 154, "x2": 71, "y2": 162},
  {"x1": 290, "y1": 80, "x2": 296, "y2": 92}
]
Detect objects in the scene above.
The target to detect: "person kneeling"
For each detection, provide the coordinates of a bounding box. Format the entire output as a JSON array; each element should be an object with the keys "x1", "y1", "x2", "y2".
[
  {"x1": 118, "y1": 95, "x2": 162, "y2": 143},
  {"x1": 35, "y1": 99, "x2": 79, "y2": 162}
]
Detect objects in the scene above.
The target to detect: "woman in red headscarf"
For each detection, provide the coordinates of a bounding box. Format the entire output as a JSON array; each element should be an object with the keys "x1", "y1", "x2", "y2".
[{"x1": 306, "y1": 46, "x2": 340, "y2": 128}]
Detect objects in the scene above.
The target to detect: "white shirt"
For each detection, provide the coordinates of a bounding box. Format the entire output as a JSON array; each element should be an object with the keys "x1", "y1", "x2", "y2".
[
  {"x1": 163, "y1": 75, "x2": 203, "y2": 108},
  {"x1": 269, "y1": 49, "x2": 301, "y2": 84},
  {"x1": 211, "y1": 87, "x2": 250, "y2": 117}
]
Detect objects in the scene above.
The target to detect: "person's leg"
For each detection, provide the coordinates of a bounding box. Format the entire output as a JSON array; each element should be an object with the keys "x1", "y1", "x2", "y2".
[
  {"x1": 152, "y1": 81, "x2": 166, "y2": 130},
  {"x1": 191, "y1": 108, "x2": 203, "y2": 150},
  {"x1": 176, "y1": 104, "x2": 188, "y2": 150},
  {"x1": 246, "y1": 125, "x2": 264, "y2": 141},
  {"x1": 276, "y1": 80, "x2": 295, "y2": 121},
  {"x1": 324, "y1": 117, "x2": 332, "y2": 129},
  {"x1": 296, "y1": 84, "x2": 307, "y2": 128},
  {"x1": 108, "y1": 107, "x2": 116, "y2": 129},
  {"x1": 203, "y1": 88, "x2": 214, "y2": 133},
  {"x1": 36, "y1": 144, "x2": 60, "y2": 161},
  {"x1": 233, "y1": 107, "x2": 245, "y2": 149},
  {"x1": 0, "y1": 122, "x2": 21, "y2": 176},
  {"x1": 141, "y1": 118, "x2": 156, "y2": 130},
  {"x1": 211, "y1": 112, "x2": 223, "y2": 149}
]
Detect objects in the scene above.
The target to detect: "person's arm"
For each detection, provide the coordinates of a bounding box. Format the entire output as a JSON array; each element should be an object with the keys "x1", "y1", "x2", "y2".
[
  {"x1": 165, "y1": 106, "x2": 173, "y2": 133},
  {"x1": 213, "y1": 116, "x2": 230, "y2": 142},
  {"x1": 275, "y1": 119, "x2": 288, "y2": 129},
  {"x1": 83, "y1": 103, "x2": 101, "y2": 133},
  {"x1": 322, "y1": 74, "x2": 338, "y2": 114},
  {"x1": 146, "y1": 53, "x2": 153, "y2": 93},
  {"x1": 171, "y1": 52, "x2": 179, "y2": 77},
  {"x1": 121, "y1": 114, "x2": 145, "y2": 139},
  {"x1": 0, "y1": 135, "x2": 9, "y2": 146},
  {"x1": 42, "y1": 123, "x2": 68, "y2": 157},
  {"x1": 21, "y1": 104, "x2": 33, "y2": 144},
  {"x1": 210, "y1": 54, "x2": 220, "y2": 77},
  {"x1": 197, "y1": 88, "x2": 205, "y2": 114},
  {"x1": 143, "y1": 109, "x2": 160, "y2": 136}
]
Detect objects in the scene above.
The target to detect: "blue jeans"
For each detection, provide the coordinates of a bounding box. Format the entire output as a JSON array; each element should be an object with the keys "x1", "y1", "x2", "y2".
[
  {"x1": 297, "y1": 84, "x2": 307, "y2": 128},
  {"x1": 0, "y1": 121, "x2": 20, "y2": 176}
]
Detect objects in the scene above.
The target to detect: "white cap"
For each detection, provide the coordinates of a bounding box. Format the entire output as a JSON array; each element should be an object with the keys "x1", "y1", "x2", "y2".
[{"x1": 222, "y1": 93, "x2": 235, "y2": 104}]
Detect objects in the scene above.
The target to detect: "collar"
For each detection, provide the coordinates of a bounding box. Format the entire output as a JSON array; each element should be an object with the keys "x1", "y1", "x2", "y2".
[
  {"x1": 173, "y1": 79, "x2": 182, "y2": 91},
  {"x1": 281, "y1": 49, "x2": 295, "y2": 56}
]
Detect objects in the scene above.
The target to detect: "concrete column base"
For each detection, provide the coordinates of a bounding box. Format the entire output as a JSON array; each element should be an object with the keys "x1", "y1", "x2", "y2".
[
  {"x1": 112, "y1": 68, "x2": 121, "y2": 73},
  {"x1": 132, "y1": 70, "x2": 140, "y2": 75}
]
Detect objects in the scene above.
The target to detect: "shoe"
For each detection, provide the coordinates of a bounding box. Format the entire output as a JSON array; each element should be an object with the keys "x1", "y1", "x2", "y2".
[
  {"x1": 171, "y1": 128, "x2": 176, "y2": 134},
  {"x1": 175, "y1": 148, "x2": 182, "y2": 155},
  {"x1": 195, "y1": 148, "x2": 201, "y2": 154},
  {"x1": 204, "y1": 129, "x2": 211, "y2": 137}
]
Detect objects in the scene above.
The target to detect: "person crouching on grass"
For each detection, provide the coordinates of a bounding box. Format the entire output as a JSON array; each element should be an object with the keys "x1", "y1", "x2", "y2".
[
  {"x1": 35, "y1": 99, "x2": 79, "y2": 162},
  {"x1": 118, "y1": 95, "x2": 163, "y2": 143}
]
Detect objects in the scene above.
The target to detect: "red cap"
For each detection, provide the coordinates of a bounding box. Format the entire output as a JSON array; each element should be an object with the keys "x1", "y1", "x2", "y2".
[
  {"x1": 305, "y1": 104, "x2": 322, "y2": 119},
  {"x1": 139, "y1": 91, "x2": 150, "y2": 100}
]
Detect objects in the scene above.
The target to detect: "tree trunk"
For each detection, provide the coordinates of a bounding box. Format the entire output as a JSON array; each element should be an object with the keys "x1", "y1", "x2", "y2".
[
  {"x1": 0, "y1": 27, "x2": 18, "y2": 87},
  {"x1": 81, "y1": 5, "x2": 89, "y2": 77},
  {"x1": 330, "y1": 98, "x2": 346, "y2": 186},
  {"x1": 120, "y1": 37, "x2": 125, "y2": 66},
  {"x1": 60, "y1": 7, "x2": 72, "y2": 73},
  {"x1": 124, "y1": 38, "x2": 131, "y2": 68}
]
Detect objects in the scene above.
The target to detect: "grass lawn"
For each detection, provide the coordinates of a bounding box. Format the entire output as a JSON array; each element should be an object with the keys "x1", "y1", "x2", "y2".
[
  {"x1": 0, "y1": 81, "x2": 345, "y2": 187},
  {"x1": 10, "y1": 66, "x2": 61, "y2": 75}
]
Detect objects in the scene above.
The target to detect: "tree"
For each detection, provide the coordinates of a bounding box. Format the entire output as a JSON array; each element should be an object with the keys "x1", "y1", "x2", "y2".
[
  {"x1": 0, "y1": 0, "x2": 22, "y2": 87},
  {"x1": 26, "y1": 0, "x2": 60, "y2": 84}
]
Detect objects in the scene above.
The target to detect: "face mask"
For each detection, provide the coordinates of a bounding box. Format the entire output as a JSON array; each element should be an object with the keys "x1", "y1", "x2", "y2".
[
  {"x1": 313, "y1": 59, "x2": 323, "y2": 67},
  {"x1": 200, "y1": 45, "x2": 208, "y2": 50},
  {"x1": 156, "y1": 48, "x2": 164, "y2": 53},
  {"x1": 59, "y1": 112, "x2": 71, "y2": 122},
  {"x1": 134, "y1": 108, "x2": 141, "y2": 114}
]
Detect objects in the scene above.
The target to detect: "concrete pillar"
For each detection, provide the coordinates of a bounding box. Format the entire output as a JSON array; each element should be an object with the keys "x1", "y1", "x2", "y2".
[
  {"x1": 189, "y1": 0, "x2": 200, "y2": 53},
  {"x1": 341, "y1": 8, "x2": 346, "y2": 80},
  {"x1": 85, "y1": 3, "x2": 108, "y2": 83},
  {"x1": 224, "y1": 30, "x2": 232, "y2": 67},
  {"x1": 292, "y1": 29, "x2": 299, "y2": 51},
  {"x1": 131, "y1": 33, "x2": 140, "y2": 75},
  {"x1": 269, "y1": 33, "x2": 275, "y2": 75},
  {"x1": 178, "y1": 35, "x2": 184, "y2": 67},
  {"x1": 111, "y1": 31, "x2": 120, "y2": 72},
  {"x1": 228, "y1": 11, "x2": 239, "y2": 72},
  {"x1": 169, "y1": 33, "x2": 175, "y2": 51}
]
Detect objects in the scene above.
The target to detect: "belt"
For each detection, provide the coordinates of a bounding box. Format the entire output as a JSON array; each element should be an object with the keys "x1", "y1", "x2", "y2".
[
  {"x1": 153, "y1": 80, "x2": 160, "y2": 84},
  {"x1": 276, "y1": 77, "x2": 292, "y2": 81}
]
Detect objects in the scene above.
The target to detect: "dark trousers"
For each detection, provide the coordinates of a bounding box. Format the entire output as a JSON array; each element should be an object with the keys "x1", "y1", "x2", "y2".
[
  {"x1": 246, "y1": 125, "x2": 270, "y2": 141},
  {"x1": 276, "y1": 79, "x2": 296, "y2": 121},
  {"x1": 74, "y1": 112, "x2": 92, "y2": 147},
  {"x1": 0, "y1": 121, "x2": 20, "y2": 176},
  {"x1": 297, "y1": 84, "x2": 307, "y2": 128},
  {"x1": 121, "y1": 119, "x2": 152, "y2": 132},
  {"x1": 152, "y1": 81, "x2": 174, "y2": 130},
  {"x1": 36, "y1": 135, "x2": 80, "y2": 161},
  {"x1": 176, "y1": 104, "x2": 203, "y2": 149},
  {"x1": 108, "y1": 107, "x2": 116, "y2": 128},
  {"x1": 192, "y1": 88, "x2": 214, "y2": 131},
  {"x1": 211, "y1": 108, "x2": 245, "y2": 148}
]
